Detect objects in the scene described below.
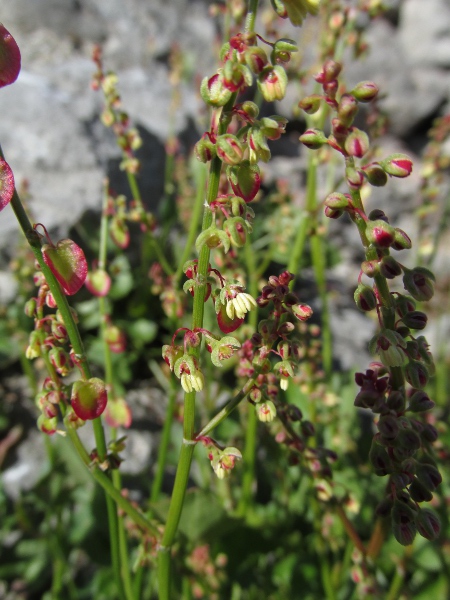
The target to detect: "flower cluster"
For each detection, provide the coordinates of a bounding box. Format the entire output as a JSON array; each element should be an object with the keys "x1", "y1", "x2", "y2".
[
  {"x1": 25, "y1": 265, "x2": 108, "y2": 432},
  {"x1": 198, "y1": 437, "x2": 242, "y2": 480},
  {"x1": 299, "y1": 60, "x2": 442, "y2": 544}
]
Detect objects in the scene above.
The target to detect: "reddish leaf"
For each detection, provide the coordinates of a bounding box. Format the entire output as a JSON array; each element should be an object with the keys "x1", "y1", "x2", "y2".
[
  {"x1": 0, "y1": 24, "x2": 21, "y2": 88},
  {"x1": 0, "y1": 159, "x2": 14, "y2": 211},
  {"x1": 71, "y1": 378, "x2": 108, "y2": 421},
  {"x1": 42, "y1": 238, "x2": 88, "y2": 295},
  {"x1": 217, "y1": 303, "x2": 244, "y2": 333}
]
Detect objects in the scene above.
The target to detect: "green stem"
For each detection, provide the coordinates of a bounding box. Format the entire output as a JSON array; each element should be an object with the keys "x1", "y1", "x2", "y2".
[
  {"x1": 245, "y1": 0, "x2": 259, "y2": 33},
  {"x1": 150, "y1": 373, "x2": 177, "y2": 503},
  {"x1": 238, "y1": 241, "x2": 259, "y2": 514},
  {"x1": 156, "y1": 95, "x2": 237, "y2": 599},
  {"x1": 67, "y1": 428, "x2": 159, "y2": 535},
  {"x1": 113, "y1": 470, "x2": 135, "y2": 600},
  {"x1": 173, "y1": 163, "x2": 207, "y2": 283}
]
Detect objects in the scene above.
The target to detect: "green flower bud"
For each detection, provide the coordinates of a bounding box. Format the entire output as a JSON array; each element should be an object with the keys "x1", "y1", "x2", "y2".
[
  {"x1": 344, "y1": 128, "x2": 369, "y2": 158},
  {"x1": 401, "y1": 311, "x2": 427, "y2": 330},
  {"x1": 409, "y1": 477, "x2": 433, "y2": 503},
  {"x1": 381, "y1": 153, "x2": 413, "y2": 178},
  {"x1": 257, "y1": 65, "x2": 287, "y2": 101},
  {"x1": 350, "y1": 80, "x2": 379, "y2": 102},
  {"x1": 415, "y1": 462, "x2": 442, "y2": 491},
  {"x1": 392, "y1": 227, "x2": 412, "y2": 250},
  {"x1": 362, "y1": 162, "x2": 388, "y2": 186},
  {"x1": 298, "y1": 94, "x2": 322, "y2": 114},
  {"x1": 337, "y1": 93, "x2": 358, "y2": 127},
  {"x1": 369, "y1": 438, "x2": 393, "y2": 475},
  {"x1": 402, "y1": 267, "x2": 435, "y2": 301},
  {"x1": 299, "y1": 128, "x2": 328, "y2": 149},
  {"x1": 379, "y1": 255, "x2": 402, "y2": 279},
  {"x1": 354, "y1": 283, "x2": 377, "y2": 312},
  {"x1": 216, "y1": 134, "x2": 245, "y2": 165},
  {"x1": 200, "y1": 73, "x2": 232, "y2": 106}
]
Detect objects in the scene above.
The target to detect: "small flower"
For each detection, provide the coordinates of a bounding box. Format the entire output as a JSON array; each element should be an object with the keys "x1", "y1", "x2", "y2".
[
  {"x1": 175, "y1": 354, "x2": 205, "y2": 393},
  {"x1": 211, "y1": 447, "x2": 242, "y2": 479},
  {"x1": 256, "y1": 400, "x2": 277, "y2": 422},
  {"x1": 257, "y1": 65, "x2": 287, "y2": 102},
  {"x1": 225, "y1": 291, "x2": 257, "y2": 320}
]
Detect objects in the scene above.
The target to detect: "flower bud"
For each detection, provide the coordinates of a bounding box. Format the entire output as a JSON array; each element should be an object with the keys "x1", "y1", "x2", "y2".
[
  {"x1": 361, "y1": 260, "x2": 379, "y2": 278},
  {"x1": 380, "y1": 153, "x2": 413, "y2": 178},
  {"x1": 421, "y1": 423, "x2": 438, "y2": 443},
  {"x1": 344, "y1": 128, "x2": 369, "y2": 158},
  {"x1": 194, "y1": 134, "x2": 217, "y2": 163},
  {"x1": 298, "y1": 94, "x2": 322, "y2": 114},
  {"x1": 222, "y1": 60, "x2": 252, "y2": 92},
  {"x1": 391, "y1": 228, "x2": 412, "y2": 251},
  {"x1": 324, "y1": 192, "x2": 350, "y2": 210},
  {"x1": 200, "y1": 73, "x2": 232, "y2": 106},
  {"x1": 227, "y1": 161, "x2": 261, "y2": 202},
  {"x1": 379, "y1": 256, "x2": 402, "y2": 279},
  {"x1": 256, "y1": 400, "x2": 277, "y2": 422},
  {"x1": 291, "y1": 303, "x2": 313, "y2": 321},
  {"x1": 299, "y1": 128, "x2": 328, "y2": 149},
  {"x1": 37, "y1": 414, "x2": 58, "y2": 435},
  {"x1": 375, "y1": 496, "x2": 394, "y2": 517},
  {"x1": 392, "y1": 519, "x2": 417, "y2": 546},
  {"x1": 415, "y1": 462, "x2": 442, "y2": 491},
  {"x1": 405, "y1": 360, "x2": 429, "y2": 389},
  {"x1": 345, "y1": 165, "x2": 364, "y2": 189},
  {"x1": 337, "y1": 94, "x2": 358, "y2": 127},
  {"x1": 409, "y1": 477, "x2": 433, "y2": 502},
  {"x1": 354, "y1": 283, "x2": 377, "y2": 312},
  {"x1": 257, "y1": 65, "x2": 287, "y2": 101},
  {"x1": 401, "y1": 311, "x2": 427, "y2": 330},
  {"x1": 301, "y1": 420, "x2": 315, "y2": 437},
  {"x1": 244, "y1": 46, "x2": 268, "y2": 74},
  {"x1": 350, "y1": 80, "x2": 379, "y2": 102},
  {"x1": 402, "y1": 267, "x2": 435, "y2": 301},
  {"x1": 362, "y1": 163, "x2": 388, "y2": 187},
  {"x1": 417, "y1": 509, "x2": 441, "y2": 541},
  {"x1": 365, "y1": 219, "x2": 396, "y2": 248},
  {"x1": 85, "y1": 268, "x2": 111, "y2": 297},
  {"x1": 386, "y1": 390, "x2": 405, "y2": 412},
  {"x1": 408, "y1": 390, "x2": 435, "y2": 413},
  {"x1": 377, "y1": 415, "x2": 399, "y2": 441},
  {"x1": 369, "y1": 439, "x2": 392, "y2": 475},
  {"x1": 393, "y1": 428, "x2": 421, "y2": 460},
  {"x1": 369, "y1": 329, "x2": 408, "y2": 367},
  {"x1": 216, "y1": 134, "x2": 245, "y2": 165},
  {"x1": 24, "y1": 298, "x2": 37, "y2": 318},
  {"x1": 223, "y1": 216, "x2": 249, "y2": 247},
  {"x1": 321, "y1": 59, "x2": 342, "y2": 82}
]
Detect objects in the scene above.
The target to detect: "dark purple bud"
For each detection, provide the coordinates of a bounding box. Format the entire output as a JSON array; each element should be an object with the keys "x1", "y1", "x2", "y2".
[
  {"x1": 416, "y1": 462, "x2": 442, "y2": 491},
  {"x1": 416, "y1": 509, "x2": 441, "y2": 541},
  {"x1": 369, "y1": 439, "x2": 393, "y2": 475},
  {"x1": 301, "y1": 420, "x2": 315, "y2": 437},
  {"x1": 386, "y1": 390, "x2": 405, "y2": 412},
  {"x1": 377, "y1": 415, "x2": 399, "y2": 441},
  {"x1": 405, "y1": 360, "x2": 429, "y2": 389},
  {"x1": 408, "y1": 390, "x2": 435, "y2": 413},
  {"x1": 379, "y1": 256, "x2": 402, "y2": 279},
  {"x1": 420, "y1": 423, "x2": 438, "y2": 443},
  {"x1": 409, "y1": 477, "x2": 433, "y2": 502},
  {"x1": 368, "y1": 209, "x2": 389, "y2": 222},
  {"x1": 395, "y1": 295, "x2": 416, "y2": 317},
  {"x1": 402, "y1": 311, "x2": 427, "y2": 330},
  {"x1": 392, "y1": 520, "x2": 417, "y2": 546}
]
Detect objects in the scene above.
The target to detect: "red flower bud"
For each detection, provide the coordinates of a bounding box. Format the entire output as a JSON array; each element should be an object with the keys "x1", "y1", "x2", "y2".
[
  {"x1": 365, "y1": 219, "x2": 396, "y2": 248},
  {"x1": 380, "y1": 153, "x2": 413, "y2": 178}
]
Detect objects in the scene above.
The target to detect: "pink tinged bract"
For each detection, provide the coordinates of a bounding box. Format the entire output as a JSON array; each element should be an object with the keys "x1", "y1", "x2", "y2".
[
  {"x1": 42, "y1": 238, "x2": 88, "y2": 295},
  {"x1": 0, "y1": 159, "x2": 14, "y2": 211},
  {"x1": 104, "y1": 397, "x2": 132, "y2": 428},
  {"x1": 71, "y1": 378, "x2": 108, "y2": 421},
  {"x1": 0, "y1": 24, "x2": 21, "y2": 88}
]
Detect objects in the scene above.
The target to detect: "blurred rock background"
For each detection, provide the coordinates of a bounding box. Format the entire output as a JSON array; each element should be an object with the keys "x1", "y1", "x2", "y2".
[{"x1": 0, "y1": 0, "x2": 449, "y2": 494}]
